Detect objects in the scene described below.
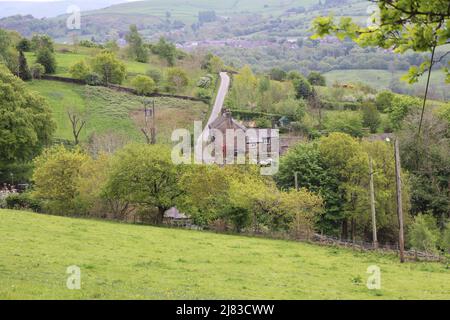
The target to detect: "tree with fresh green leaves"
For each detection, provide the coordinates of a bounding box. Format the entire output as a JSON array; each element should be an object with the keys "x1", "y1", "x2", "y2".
[
  {"x1": 36, "y1": 48, "x2": 56, "y2": 74},
  {"x1": 0, "y1": 29, "x2": 19, "y2": 73},
  {"x1": 375, "y1": 90, "x2": 394, "y2": 112},
  {"x1": 31, "y1": 34, "x2": 54, "y2": 52},
  {"x1": 0, "y1": 65, "x2": 55, "y2": 163},
  {"x1": 151, "y1": 37, "x2": 177, "y2": 66},
  {"x1": 312, "y1": 1, "x2": 450, "y2": 83},
  {"x1": 90, "y1": 51, "x2": 126, "y2": 85},
  {"x1": 441, "y1": 222, "x2": 450, "y2": 253},
  {"x1": 387, "y1": 95, "x2": 421, "y2": 129},
  {"x1": 362, "y1": 103, "x2": 381, "y2": 133},
  {"x1": 16, "y1": 38, "x2": 31, "y2": 52},
  {"x1": 319, "y1": 133, "x2": 369, "y2": 240},
  {"x1": 398, "y1": 110, "x2": 450, "y2": 226},
  {"x1": 292, "y1": 75, "x2": 312, "y2": 100},
  {"x1": 269, "y1": 68, "x2": 287, "y2": 81},
  {"x1": 324, "y1": 111, "x2": 364, "y2": 137},
  {"x1": 69, "y1": 60, "x2": 91, "y2": 80},
  {"x1": 408, "y1": 214, "x2": 440, "y2": 253},
  {"x1": 207, "y1": 55, "x2": 224, "y2": 74},
  {"x1": 104, "y1": 144, "x2": 184, "y2": 224},
  {"x1": 276, "y1": 142, "x2": 343, "y2": 235},
  {"x1": 32, "y1": 145, "x2": 90, "y2": 215},
  {"x1": 131, "y1": 75, "x2": 156, "y2": 95},
  {"x1": 166, "y1": 67, "x2": 189, "y2": 93},
  {"x1": 307, "y1": 72, "x2": 326, "y2": 86},
  {"x1": 230, "y1": 65, "x2": 258, "y2": 109},
  {"x1": 125, "y1": 25, "x2": 149, "y2": 63},
  {"x1": 30, "y1": 63, "x2": 45, "y2": 79},
  {"x1": 312, "y1": 0, "x2": 450, "y2": 133},
  {"x1": 18, "y1": 50, "x2": 31, "y2": 81}
]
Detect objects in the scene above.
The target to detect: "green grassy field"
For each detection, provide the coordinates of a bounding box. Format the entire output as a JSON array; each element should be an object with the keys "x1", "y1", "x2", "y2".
[
  {"x1": 324, "y1": 69, "x2": 449, "y2": 101},
  {"x1": 25, "y1": 80, "x2": 208, "y2": 144},
  {"x1": 89, "y1": 0, "x2": 318, "y2": 23},
  {"x1": 0, "y1": 209, "x2": 449, "y2": 299}
]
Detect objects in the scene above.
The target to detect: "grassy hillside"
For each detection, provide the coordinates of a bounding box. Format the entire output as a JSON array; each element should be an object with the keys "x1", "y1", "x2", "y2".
[
  {"x1": 89, "y1": 0, "x2": 318, "y2": 22},
  {"x1": 0, "y1": 209, "x2": 449, "y2": 299},
  {"x1": 324, "y1": 69, "x2": 449, "y2": 101},
  {"x1": 25, "y1": 80, "x2": 208, "y2": 144}
]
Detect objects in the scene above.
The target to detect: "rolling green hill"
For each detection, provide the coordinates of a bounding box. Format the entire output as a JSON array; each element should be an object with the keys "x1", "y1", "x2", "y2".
[
  {"x1": 0, "y1": 209, "x2": 449, "y2": 299},
  {"x1": 88, "y1": 0, "x2": 318, "y2": 22},
  {"x1": 324, "y1": 69, "x2": 450, "y2": 101},
  {"x1": 25, "y1": 80, "x2": 208, "y2": 144}
]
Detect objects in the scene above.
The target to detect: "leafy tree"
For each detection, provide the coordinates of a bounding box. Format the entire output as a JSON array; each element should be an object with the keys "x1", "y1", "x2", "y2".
[
  {"x1": 166, "y1": 67, "x2": 189, "y2": 93},
  {"x1": 312, "y1": 0, "x2": 450, "y2": 83},
  {"x1": 0, "y1": 29, "x2": 19, "y2": 73},
  {"x1": 31, "y1": 34, "x2": 54, "y2": 52},
  {"x1": 312, "y1": 0, "x2": 450, "y2": 131},
  {"x1": 307, "y1": 72, "x2": 326, "y2": 86},
  {"x1": 324, "y1": 111, "x2": 364, "y2": 137},
  {"x1": 387, "y1": 95, "x2": 421, "y2": 129},
  {"x1": 125, "y1": 25, "x2": 148, "y2": 63},
  {"x1": 30, "y1": 63, "x2": 45, "y2": 79},
  {"x1": 0, "y1": 65, "x2": 55, "y2": 162},
  {"x1": 131, "y1": 75, "x2": 156, "y2": 95},
  {"x1": 269, "y1": 68, "x2": 287, "y2": 81},
  {"x1": 375, "y1": 90, "x2": 394, "y2": 112},
  {"x1": 16, "y1": 38, "x2": 31, "y2": 52},
  {"x1": 146, "y1": 68, "x2": 162, "y2": 84},
  {"x1": 18, "y1": 50, "x2": 31, "y2": 81},
  {"x1": 91, "y1": 51, "x2": 126, "y2": 85},
  {"x1": 104, "y1": 144, "x2": 184, "y2": 224},
  {"x1": 230, "y1": 65, "x2": 258, "y2": 109},
  {"x1": 104, "y1": 40, "x2": 119, "y2": 53},
  {"x1": 32, "y1": 145, "x2": 90, "y2": 215},
  {"x1": 398, "y1": 110, "x2": 450, "y2": 225},
  {"x1": 151, "y1": 37, "x2": 177, "y2": 66},
  {"x1": 292, "y1": 75, "x2": 312, "y2": 99},
  {"x1": 408, "y1": 214, "x2": 440, "y2": 253},
  {"x1": 177, "y1": 164, "x2": 230, "y2": 226},
  {"x1": 276, "y1": 142, "x2": 342, "y2": 235},
  {"x1": 280, "y1": 189, "x2": 323, "y2": 239},
  {"x1": 319, "y1": 133, "x2": 369, "y2": 240},
  {"x1": 441, "y1": 222, "x2": 450, "y2": 253},
  {"x1": 208, "y1": 55, "x2": 224, "y2": 74},
  {"x1": 36, "y1": 48, "x2": 56, "y2": 74},
  {"x1": 362, "y1": 103, "x2": 381, "y2": 133},
  {"x1": 69, "y1": 60, "x2": 91, "y2": 80}
]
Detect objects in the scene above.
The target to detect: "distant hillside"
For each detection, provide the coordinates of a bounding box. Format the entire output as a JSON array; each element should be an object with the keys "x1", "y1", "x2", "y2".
[
  {"x1": 0, "y1": 0, "x2": 127, "y2": 19},
  {"x1": 0, "y1": 0, "x2": 355, "y2": 41}
]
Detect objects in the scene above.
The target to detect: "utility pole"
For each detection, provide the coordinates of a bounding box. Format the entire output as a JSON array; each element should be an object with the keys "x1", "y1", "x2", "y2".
[
  {"x1": 142, "y1": 99, "x2": 156, "y2": 144},
  {"x1": 369, "y1": 157, "x2": 378, "y2": 249},
  {"x1": 394, "y1": 138, "x2": 405, "y2": 263},
  {"x1": 294, "y1": 171, "x2": 299, "y2": 191}
]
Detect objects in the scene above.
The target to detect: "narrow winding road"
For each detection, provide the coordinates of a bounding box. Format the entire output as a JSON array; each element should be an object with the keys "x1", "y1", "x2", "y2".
[{"x1": 200, "y1": 72, "x2": 230, "y2": 142}]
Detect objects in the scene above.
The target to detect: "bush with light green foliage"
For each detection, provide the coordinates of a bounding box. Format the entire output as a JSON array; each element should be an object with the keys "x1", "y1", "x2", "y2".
[
  {"x1": 408, "y1": 214, "x2": 440, "y2": 254},
  {"x1": 69, "y1": 60, "x2": 91, "y2": 80},
  {"x1": 131, "y1": 75, "x2": 156, "y2": 95}
]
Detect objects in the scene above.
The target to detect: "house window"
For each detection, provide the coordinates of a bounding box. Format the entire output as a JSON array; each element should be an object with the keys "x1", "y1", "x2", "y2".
[{"x1": 262, "y1": 137, "x2": 271, "y2": 145}]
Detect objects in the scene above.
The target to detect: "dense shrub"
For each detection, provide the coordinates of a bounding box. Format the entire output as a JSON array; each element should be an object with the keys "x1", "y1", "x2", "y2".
[
  {"x1": 131, "y1": 75, "x2": 156, "y2": 95},
  {"x1": 5, "y1": 193, "x2": 42, "y2": 212},
  {"x1": 408, "y1": 214, "x2": 440, "y2": 253},
  {"x1": 30, "y1": 63, "x2": 45, "y2": 79},
  {"x1": 84, "y1": 72, "x2": 102, "y2": 86}
]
